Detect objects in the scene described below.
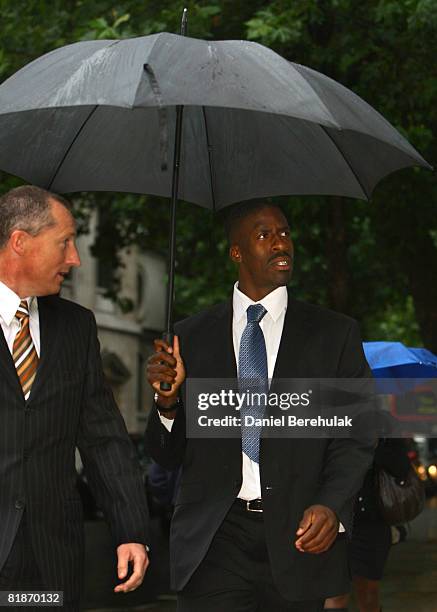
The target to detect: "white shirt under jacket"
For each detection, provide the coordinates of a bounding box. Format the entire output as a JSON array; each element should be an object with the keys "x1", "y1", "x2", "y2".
[
  {"x1": 160, "y1": 283, "x2": 287, "y2": 501},
  {"x1": 0, "y1": 280, "x2": 40, "y2": 357}
]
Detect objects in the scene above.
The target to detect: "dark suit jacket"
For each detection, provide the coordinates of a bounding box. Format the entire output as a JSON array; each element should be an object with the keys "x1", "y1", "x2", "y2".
[
  {"x1": 0, "y1": 295, "x2": 148, "y2": 601},
  {"x1": 145, "y1": 293, "x2": 375, "y2": 601}
]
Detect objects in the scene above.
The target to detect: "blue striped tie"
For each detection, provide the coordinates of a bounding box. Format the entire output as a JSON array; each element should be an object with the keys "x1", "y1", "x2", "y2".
[{"x1": 239, "y1": 304, "x2": 268, "y2": 463}]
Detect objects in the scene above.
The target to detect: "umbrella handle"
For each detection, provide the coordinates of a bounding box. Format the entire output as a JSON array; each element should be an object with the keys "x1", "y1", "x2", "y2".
[{"x1": 160, "y1": 331, "x2": 175, "y2": 392}]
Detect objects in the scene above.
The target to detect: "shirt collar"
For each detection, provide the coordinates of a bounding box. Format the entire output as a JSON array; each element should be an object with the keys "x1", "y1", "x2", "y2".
[
  {"x1": 0, "y1": 280, "x2": 36, "y2": 326},
  {"x1": 233, "y1": 282, "x2": 288, "y2": 324}
]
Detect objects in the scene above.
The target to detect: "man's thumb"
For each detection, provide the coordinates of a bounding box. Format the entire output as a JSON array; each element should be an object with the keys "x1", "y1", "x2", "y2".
[{"x1": 296, "y1": 509, "x2": 312, "y2": 535}]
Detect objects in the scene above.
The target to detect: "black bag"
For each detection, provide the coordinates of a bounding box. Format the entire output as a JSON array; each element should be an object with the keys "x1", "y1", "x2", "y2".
[{"x1": 376, "y1": 465, "x2": 425, "y2": 525}]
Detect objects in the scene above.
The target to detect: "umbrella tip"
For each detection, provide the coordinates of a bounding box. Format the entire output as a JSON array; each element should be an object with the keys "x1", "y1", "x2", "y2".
[{"x1": 181, "y1": 8, "x2": 188, "y2": 36}]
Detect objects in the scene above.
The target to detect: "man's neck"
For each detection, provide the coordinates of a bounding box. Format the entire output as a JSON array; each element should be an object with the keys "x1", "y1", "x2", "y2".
[
  {"x1": 237, "y1": 281, "x2": 278, "y2": 302},
  {"x1": 0, "y1": 273, "x2": 27, "y2": 299}
]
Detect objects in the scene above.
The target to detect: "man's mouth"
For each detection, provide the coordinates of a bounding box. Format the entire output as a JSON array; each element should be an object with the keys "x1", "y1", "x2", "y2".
[{"x1": 269, "y1": 256, "x2": 292, "y2": 270}]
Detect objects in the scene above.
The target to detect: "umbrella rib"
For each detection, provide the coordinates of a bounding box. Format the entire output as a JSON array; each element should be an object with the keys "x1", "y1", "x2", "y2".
[
  {"x1": 320, "y1": 126, "x2": 370, "y2": 201},
  {"x1": 201, "y1": 106, "x2": 216, "y2": 212},
  {"x1": 47, "y1": 104, "x2": 99, "y2": 190}
]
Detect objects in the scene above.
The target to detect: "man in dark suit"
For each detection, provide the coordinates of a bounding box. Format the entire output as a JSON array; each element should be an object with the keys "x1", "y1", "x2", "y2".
[
  {"x1": 0, "y1": 185, "x2": 149, "y2": 610},
  {"x1": 146, "y1": 201, "x2": 374, "y2": 611}
]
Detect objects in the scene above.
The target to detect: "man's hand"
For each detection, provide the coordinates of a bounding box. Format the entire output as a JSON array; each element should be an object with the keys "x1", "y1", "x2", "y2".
[
  {"x1": 114, "y1": 543, "x2": 149, "y2": 593},
  {"x1": 294, "y1": 504, "x2": 339, "y2": 554},
  {"x1": 147, "y1": 336, "x2": 185, "y2": 402}
]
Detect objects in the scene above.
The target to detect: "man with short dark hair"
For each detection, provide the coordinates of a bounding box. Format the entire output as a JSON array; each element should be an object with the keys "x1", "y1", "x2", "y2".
[
  {"x1": 0, "y1": 185, "x2": 149, "y2": 610},
  {"x1": 146, "y1": 201, "x2": 374, "y2": 611}
]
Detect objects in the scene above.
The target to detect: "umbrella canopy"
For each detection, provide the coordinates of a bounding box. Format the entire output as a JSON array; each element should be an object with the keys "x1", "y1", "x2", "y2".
[
  {"x1": 363, "y1": 342, "x2": 437, "y2": 379},
  {"x1": 0, "y1": 33, "x2": 431, "y2": 208},
  {"x1": 364, "y1": 341, "x2": 437, "y2": 399}
]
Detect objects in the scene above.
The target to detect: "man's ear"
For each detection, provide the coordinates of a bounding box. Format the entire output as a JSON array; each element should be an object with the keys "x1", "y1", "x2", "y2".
[
  {"x1": 8, "y1": 230, "x2": 28, "y2": 256},
  {"x1": 229, "y1": 245, "x2": 241, "y2": 264}
]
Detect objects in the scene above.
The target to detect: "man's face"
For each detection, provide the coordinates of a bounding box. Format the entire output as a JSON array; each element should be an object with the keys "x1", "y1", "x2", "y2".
[
  {"x1": 230, "y1": 206, "x2": 293, "y2": 301},
  {"x1": 21, "y1": 198, "x2": 81, "y2": 296}
]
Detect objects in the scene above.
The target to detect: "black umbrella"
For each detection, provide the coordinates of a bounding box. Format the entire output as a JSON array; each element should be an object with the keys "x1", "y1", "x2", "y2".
[{"x1": 0, "y1": 11, "x2": 431, "y2": 388}]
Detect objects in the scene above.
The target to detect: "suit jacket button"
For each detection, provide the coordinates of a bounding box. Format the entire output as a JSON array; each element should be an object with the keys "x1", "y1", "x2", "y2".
[{"x1": 15, "y1": 500, "x2": 24, "y2": 510}]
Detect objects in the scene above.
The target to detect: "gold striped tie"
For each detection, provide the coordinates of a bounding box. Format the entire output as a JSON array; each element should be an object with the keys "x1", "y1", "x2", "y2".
[{"x1": 13, "y1": 300, "x2": 39, "y2": 400}]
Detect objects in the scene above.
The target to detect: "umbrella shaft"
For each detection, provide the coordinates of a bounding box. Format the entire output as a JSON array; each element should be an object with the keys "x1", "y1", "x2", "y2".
[{"x1": 166, "y1": 104, "x2": 184, "y2": 335}]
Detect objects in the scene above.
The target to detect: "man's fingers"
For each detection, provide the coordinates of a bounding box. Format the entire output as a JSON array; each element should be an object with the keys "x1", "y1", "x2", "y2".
[
  {"x1": 295, "y1": 517, "x2": 325, "y2": 551},
  {"x1": 153, "y1": 338, "x2": 173, "y2": 353},
  {"x1": 297, "y1": 521, "x2": 334, "y2": 551},
  {"x1": 305, "y1": 532, "x2": 337, "y2": 553},
  {"x1": 115, "y1": 555, "x2": 148, "y2": 592},
  {"x1": 149, "y1": 351, "x2": 177, "y2": 367},
  {"x1": 147, "y1": 336, "x2": 185, "y2": 398},
  {"x1": 296, "y1": 508, "x2": 312, "y2": 536},
  {"x1": 114, "y1": 563, "x2": 142, "y2": 592},
  {"x1": 117, "y1": 549, "x2": 129, "y2": 580},
  {"x1": 148, "y1": 363, "x2": 177, "y2": 380},
  {"x1": 298, "y1": 524, "x2": 338, "y2": 553},
  {"x1": 295, "y1": 506, "x2": 338, "y2": 554},
  {"x1": 296, "y1": 514, "x2": 325, "y2": 543},
  {"x1": 173, "y1": 335, "x2": 181, "y2": 359},
  {"x1": 114, "y1": 545, "x2": 148, "y2": 593}
]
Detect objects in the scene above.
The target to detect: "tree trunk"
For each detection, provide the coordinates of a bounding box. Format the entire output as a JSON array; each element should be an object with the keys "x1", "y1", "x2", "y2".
[{"x1": 405, "y1": 232, "x2": 437, "y2": 354}]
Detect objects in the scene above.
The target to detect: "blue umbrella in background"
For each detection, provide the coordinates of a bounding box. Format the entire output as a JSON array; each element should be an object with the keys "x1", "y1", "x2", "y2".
[
  {"x1": 363, "y1": 342, "x2": 437, "y2": 423},
  {"x1": 363, "y1": 342, "x2": 437, "y2": 380}
]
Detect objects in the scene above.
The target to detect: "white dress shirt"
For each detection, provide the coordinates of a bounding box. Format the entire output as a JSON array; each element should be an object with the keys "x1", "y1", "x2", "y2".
[
  {"x1": 160, "y1": 283, "x2": 288, "y2": 501},
  {"x1": 0, "y1": 281, "x2": 40, "y2": 357},
  {"x1": 233, "y1": 283, "x2": 287, "y2": 500}
]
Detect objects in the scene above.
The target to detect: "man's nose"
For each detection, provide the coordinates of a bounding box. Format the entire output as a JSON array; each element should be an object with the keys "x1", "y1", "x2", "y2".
[
  {"x1": 272, "y1": 233, "x2": 291, "y2": 251},
  {"x1": 67, "y1": 244, "x2": 81, "y2": 267}
]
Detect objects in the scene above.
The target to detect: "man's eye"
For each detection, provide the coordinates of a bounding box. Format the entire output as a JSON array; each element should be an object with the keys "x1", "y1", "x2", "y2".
[{"x1": 258, "y1": 232, "x2": 267, "y2": 239}]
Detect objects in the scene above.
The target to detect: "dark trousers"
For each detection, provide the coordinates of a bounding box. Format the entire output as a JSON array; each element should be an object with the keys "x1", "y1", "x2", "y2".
[
  {"x1": 178, "y1": 501, "x2": 324, "y2": 612},
  {"x1": 0, "y1": 515, "x2": 79, "y2": 611}
]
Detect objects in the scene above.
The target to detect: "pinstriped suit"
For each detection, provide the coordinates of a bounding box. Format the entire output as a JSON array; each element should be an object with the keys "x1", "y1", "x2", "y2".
[{"x1": 0, "y1": 295, "x2": 149, "y2": 604}]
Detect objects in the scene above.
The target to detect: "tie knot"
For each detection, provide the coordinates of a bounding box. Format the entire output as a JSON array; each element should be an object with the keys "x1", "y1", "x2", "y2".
[
  {"x1": 247, "y1": 304, "x2": 267, "y2": 324},
  {"x1": 15, "y1": 300, "x2": 30, "y2": 321}
]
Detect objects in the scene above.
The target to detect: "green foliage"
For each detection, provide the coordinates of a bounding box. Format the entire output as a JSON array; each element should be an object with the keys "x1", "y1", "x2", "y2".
[
  {"x1": 246, "y1": 9, "x2": 302, "y2": 45},
  {"x1": 80, "y1": 13, "x2": 131, "y2": 40}
]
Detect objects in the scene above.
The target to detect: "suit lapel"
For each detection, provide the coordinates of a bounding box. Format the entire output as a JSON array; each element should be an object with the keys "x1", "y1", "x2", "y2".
[
  {"x1": 200, "y1": 298, "x2": 241, "y2": 461},
  {"x1": 271, "y1": 294, "x2": 312, "y2": 382},
  {"x1": 262, "y1": 294, "x2": 313, "y2": 460},
  {"x1": 27, "y1": 296, "x2": 62, "y2": 404},
  {"x1": 205, "y1": 299, "x2": 236, "y2": 379},
  {"x1": 0, "y1": 326, "x2": 23, "y2": 398}
]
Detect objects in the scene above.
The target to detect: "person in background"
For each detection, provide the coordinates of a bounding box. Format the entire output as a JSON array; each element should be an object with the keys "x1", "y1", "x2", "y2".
[{"x1": 324, "y1": 438, "x2": 411, "y2": 612}]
